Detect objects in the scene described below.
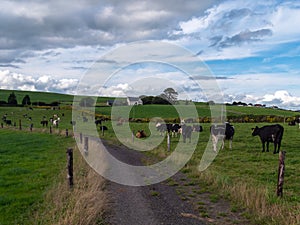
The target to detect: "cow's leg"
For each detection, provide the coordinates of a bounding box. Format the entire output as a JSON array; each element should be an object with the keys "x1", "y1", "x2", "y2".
[
  {"x1": 273, "y1": 142, "x2": 277, "y2": 154},
  {"x1": 276, "y1": 139, "x2": 281, "y2": 154},
  {"x1": 262, "y1": 142, "x2": 265, "y2": 152},
  {"x1": 229, "y1": 138, "x2": 232, "y2": 149},
  {"x1": 221, "y1": 137, "x2": 225, "y2": 150},
  {"x1": 212, "y1": 135, "x2": 217, "y2": 152}
]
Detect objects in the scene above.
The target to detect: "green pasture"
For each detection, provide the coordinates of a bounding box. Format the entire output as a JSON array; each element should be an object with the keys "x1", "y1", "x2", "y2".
[
  {"x1": 0, "y1": 89, "x2": 300, "y2": 224},
  {"x1": 0, "y1": 129, "x2": 74, "y2": 225},
  {"x1": 0, "y1": 107, "x2": 73, "y2": 131}
]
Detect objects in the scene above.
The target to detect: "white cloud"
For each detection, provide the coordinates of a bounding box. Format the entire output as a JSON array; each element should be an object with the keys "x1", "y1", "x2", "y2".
[{"x1": 0, "y1": 70, "x2": 78, "y2": 94}]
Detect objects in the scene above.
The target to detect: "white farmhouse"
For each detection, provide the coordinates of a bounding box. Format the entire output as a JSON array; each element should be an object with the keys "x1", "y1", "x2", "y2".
[{"x1": 127, "y1": 97, "x2": 143, "y2": 106}]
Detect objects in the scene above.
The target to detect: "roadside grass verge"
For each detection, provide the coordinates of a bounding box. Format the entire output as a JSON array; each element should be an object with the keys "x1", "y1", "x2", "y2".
[{"x1": 0, "y1": 129, "x2": 107, "y2": 225}]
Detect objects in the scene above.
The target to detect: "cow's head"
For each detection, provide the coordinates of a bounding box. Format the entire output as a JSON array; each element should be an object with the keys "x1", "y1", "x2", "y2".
[{"x1": 251, "y1": 126, "x2": 259, "y2": 136}]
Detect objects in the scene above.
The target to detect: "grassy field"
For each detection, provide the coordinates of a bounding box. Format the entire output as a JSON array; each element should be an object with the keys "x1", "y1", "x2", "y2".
[
  {"x1": 0, "y1": 129, "x2": 74, "y2": 225},
  {"x1": 1, "y1": 89, "x2": 300, "y2": 224}
]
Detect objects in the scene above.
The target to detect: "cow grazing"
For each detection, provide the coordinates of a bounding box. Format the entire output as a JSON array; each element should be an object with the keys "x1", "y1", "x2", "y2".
[
  {"x1": 181, "y1": 124, "x2": 192, "y2": 143},
  {"x1": 210, "y1": 122, "x2": 235, "y2": 152},
  {"x1": 251, "y1": 124, "x2": 284, "y2": 154},
  {"x1": 136, "y1": 130, "x2": 146, "y2": 138}
]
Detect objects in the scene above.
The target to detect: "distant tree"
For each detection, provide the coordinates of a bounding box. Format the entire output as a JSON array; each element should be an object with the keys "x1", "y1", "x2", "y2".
[
  {"x1": 207, "y1": 100, "x2": 215, "y2": 105},
  {"x1": 152, "y1": 96, "x2": 170, "y2": 105},
  {"x1": 161, "y1": 88, "x2": 178, "y2": 104},
  {"x1": 79, "y1": 97, "x2": 95, "y2": 107},
  {"x1": 22, "y1": 95, "x2": 31, "y2": 106},
  {"x1": 7, "y1": 92, "x2": 17, "y2": 106}
]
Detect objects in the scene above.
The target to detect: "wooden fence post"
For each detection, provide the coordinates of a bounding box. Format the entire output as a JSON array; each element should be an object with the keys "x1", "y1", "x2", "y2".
[
  {"x1": 19, "y1": 119, "x2": 22, "y2": 130},
  {"x1": 132, "y1": 131, "x2": 134, "y2": 143},
  {"x1": 101, "y1": 126, "x2": 104, "y2": 136},
  {"x1": 66, "y1": 129, "x2": 68, "y2": 137},
  {"x1": 50, "y1": 126, "x2": 52, "y2": 134},
  {"x1": 84, "y1": 137, "x2": 89, "y2": 154},
  {"x1": 66, "y1": 148, "x2": 73, "y2": 188},
  {"x1": 80, "y1": 133, "x2": 82, "y2": 144},
  {"x1": 277, "y1": 151, "x2": 286, "y2": 197},
  {"x1": 1, "y1": 123, "x2": 3, "y2": 128},
  {"x1": 30, "y1": 123, "x2": 33, "y2": 132},
  {"x1": 167, "y1": 133, "x2": 170, "y2": 151}
]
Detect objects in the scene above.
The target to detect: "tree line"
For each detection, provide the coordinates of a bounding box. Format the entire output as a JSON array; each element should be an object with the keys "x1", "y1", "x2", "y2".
[{"x1": 0, "y1": 91, "x2": 59, "y2": 107}]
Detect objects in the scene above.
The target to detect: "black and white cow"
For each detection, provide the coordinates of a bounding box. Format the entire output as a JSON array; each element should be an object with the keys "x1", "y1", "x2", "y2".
[
  {"x1": 156, "y1": 123, "x2": 181, "y2": 137},
  {"x1": 210, "y1": 122, "x2": 235, "y2": 152},
  {"x1": 251, "y1": 124, "x2": 284, "y2": 154},
  {"x1": 181, "y1": 124, "x2": 193, "y2": 143}
]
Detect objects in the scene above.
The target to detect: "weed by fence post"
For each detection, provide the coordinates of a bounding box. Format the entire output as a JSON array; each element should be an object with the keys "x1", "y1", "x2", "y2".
[
  {"x1": 66, "y1": 148, "x2": 73, "y2": 188},
  {"x1": 277, "y1": 151, "x2": 286, "y2": 197},
  {"x1": 19, "y1": 119, "x2": 22, "y2": 130}
]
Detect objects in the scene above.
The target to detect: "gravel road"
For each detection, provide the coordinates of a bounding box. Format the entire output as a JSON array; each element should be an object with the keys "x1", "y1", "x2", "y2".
[{"x1": 104, "y1": 143, "x2": 205, "y2": 225}]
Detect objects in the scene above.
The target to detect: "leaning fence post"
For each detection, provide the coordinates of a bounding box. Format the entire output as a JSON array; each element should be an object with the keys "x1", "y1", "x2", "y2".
[
  {"x1": 277, "y1": 151, "x2": 286, "y2": 197},
  {"x1": 167, "y1": 133, "x2": 170, "y2": 151},
  {"x1": 66, "y1": 148, "x2": 73, "y2": 188}
]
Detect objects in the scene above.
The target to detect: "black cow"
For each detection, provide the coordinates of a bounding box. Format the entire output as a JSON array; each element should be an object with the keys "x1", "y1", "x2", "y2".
[
  {"x1": 95, "y1": 119, "x2": 102, "y2": 126},
  {"x1": 252, "y1": 124, "x2": 284, "y2": 154},
  {"x1": 181, "y1": 124, "x2": 192, "y2": 143},
  {"x1": 99, "y1": 126, "x2": 108, "y2": 131},
  {"x1": 210, "y1": 122, "x2": 235, "y2": 152},
  {"x1": 40, "y1": 120, "x2": 48, "y2": 127},
  {"x1": 5, "y1": 120, "x2": 12, "y2": 125},
  {"x1": 70, "y1": 121, "x2": 76, "y2": 126}
]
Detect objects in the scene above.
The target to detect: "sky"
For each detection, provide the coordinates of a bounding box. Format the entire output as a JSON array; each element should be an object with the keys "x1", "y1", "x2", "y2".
[{"x1": 0, "y1": 0, "x2": 300, "y2": 109}]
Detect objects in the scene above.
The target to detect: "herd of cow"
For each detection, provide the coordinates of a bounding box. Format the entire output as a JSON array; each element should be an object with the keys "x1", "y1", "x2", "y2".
[
  {"x1": 153, "y1": 120, "x2": 285, "y2": 154},
  {"x1": 1, "y1": 111, "x2": 287, "y2": 153}
]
